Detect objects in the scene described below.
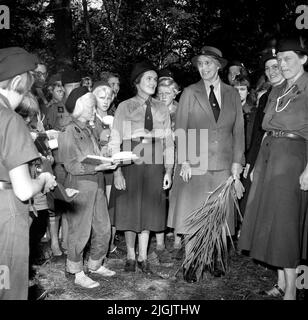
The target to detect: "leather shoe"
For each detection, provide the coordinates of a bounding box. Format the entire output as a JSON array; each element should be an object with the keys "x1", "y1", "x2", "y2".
[
  {"x1": 137, "y1": 260, "x2": 153, "y2": 275},
  {"x1": 124, "y1": 259, "x2": 136, "y2": 272}
]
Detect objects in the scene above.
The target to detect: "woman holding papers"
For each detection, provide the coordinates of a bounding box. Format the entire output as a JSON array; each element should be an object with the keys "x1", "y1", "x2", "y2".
[
  {"x1": 108, "y1": 61, "x2": 174, "y2": 274},
  {"x1": 58, "y1": 86, "x2": 116, "y2": 289}
]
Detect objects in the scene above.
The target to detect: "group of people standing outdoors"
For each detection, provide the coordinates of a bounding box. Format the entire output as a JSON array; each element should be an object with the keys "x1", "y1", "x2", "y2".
[{"x1": 0, "y1": 36, "x2": 308, "y2": 300}]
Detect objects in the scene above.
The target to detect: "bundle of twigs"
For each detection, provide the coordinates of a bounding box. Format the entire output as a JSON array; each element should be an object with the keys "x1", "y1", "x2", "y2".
[{"x1": 182, "y1": 176, "x2": 243, "y2": 281}]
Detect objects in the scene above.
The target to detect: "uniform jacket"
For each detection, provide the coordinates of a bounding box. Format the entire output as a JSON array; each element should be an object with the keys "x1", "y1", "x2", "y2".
[
  {"x1": 175, "y1": 79, "x2": 245, "y2": 173},
  {"x1": 58, "y1": 118, "x2": 103, "y2": 188},
  {"x1": 109, "y1": 96, "x2": 174, "y2": 170}
]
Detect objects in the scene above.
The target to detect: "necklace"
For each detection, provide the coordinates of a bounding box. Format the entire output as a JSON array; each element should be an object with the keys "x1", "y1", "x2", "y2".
[{"x1": 275, "y1": 84, "x2": 296, "y2": 113}]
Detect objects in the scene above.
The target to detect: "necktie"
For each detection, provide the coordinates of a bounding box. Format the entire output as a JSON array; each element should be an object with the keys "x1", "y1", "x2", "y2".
[
  {"x1": 144, "y1": 98, "x2": 153, "y2": 132},
  {"x1": 209, "y1": 85, "x2": 220, "y2": 122}
]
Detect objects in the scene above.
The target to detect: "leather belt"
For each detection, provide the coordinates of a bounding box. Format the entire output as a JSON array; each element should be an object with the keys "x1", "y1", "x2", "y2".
[
  {"x1": 267, "y1": 130, "x2": 305, "y2": 141},
  {"x1": 131, "y1": 137, "x2": 161, "y2": 144},
  {"x1": 0, "y1": 181, "x2": 13, "y2": 190}
]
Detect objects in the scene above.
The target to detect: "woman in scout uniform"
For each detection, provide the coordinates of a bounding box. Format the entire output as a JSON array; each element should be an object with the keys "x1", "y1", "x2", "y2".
[
  {"x1": 239, "y1": 39, "x2": 308, "y2": 300},
  {"x1": 108, "y1": 61, "x2": 174, "y2": 274},
  {"x1": 0, "y1": 47, "x2": 56, "y2": 300},
  {"x1": 58, "y1": 86, "x2": 116, "y2": 289}
]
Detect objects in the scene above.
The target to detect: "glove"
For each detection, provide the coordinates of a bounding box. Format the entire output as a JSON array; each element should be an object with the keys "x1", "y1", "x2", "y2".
[
  {"x1": 234, "y1": 178, "x2": 245, "y2": 199},
  {"x1": 231, "y1": 162, "x2": 243, "y2": 180}
]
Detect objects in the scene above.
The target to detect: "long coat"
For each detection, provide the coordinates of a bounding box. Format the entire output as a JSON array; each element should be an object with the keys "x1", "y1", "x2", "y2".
[{"x1": 168, "y1": 79, "x2": 245, "y2": 235}]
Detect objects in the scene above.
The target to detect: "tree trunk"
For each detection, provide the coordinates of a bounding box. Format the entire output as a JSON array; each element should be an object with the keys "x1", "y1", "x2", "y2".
[
  {"x1": 82, "y1": 0, "x2": 95, "y2": 71},
  {"x1": 50, "y1": 0, "x2": 73, "y2": 69}
]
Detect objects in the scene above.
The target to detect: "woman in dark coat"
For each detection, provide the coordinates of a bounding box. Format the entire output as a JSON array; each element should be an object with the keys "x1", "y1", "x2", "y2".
[{"x1": 239, "y1": 39, "x2": 308, "y2": 300}]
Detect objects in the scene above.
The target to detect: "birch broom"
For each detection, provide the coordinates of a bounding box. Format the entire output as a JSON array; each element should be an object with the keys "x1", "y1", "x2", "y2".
[{"x1": 182, "y1": 176, "x2": 244, "y2": 281}]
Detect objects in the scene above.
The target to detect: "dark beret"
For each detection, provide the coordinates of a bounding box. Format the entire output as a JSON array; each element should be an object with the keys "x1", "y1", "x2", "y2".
[
  {"x1": 130, "y1": 61, "x2": 156, "y2": 85},
  {"x1": 65, "y1": 86, "x2": 89, "y2": 114},
  {"x1": 62, "y1": 69, "x2": 82, "y2": 85},
  {"x1": 0, "y1": 47, "x2": 38, "y2": 81},
  {"x1": 158, "y1": 68, "x2": 174, "y2": 80},
  {"x1": 261, "y1": 48, "x2": 278, "y2": 65},
  {"x1": 92, "y1": 80, "x2": 111, "y2": 92},
  {"x1": 47, "y1": 73, "x2": 62, "y2": 86}
]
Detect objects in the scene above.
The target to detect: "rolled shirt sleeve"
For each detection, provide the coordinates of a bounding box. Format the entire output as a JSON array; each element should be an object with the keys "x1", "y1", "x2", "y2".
[{"x1": 1, "y1": 109, "x2": 38, "y2": 174}]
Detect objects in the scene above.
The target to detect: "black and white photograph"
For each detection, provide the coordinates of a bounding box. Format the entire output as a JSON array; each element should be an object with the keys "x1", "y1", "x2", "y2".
[{"x1": 0, "y1": 0, "x2": 308, "y2": 306}]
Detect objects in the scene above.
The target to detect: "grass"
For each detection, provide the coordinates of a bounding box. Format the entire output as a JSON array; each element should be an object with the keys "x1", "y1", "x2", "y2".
[{"x1": 33, "y1": 232, "x2": 305, "y2": 300}]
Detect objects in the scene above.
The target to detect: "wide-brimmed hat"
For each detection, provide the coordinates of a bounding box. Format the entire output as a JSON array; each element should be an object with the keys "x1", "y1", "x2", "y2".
[
  {"x1": 277, "y1": 38, "x2": 308, "y2": 55},
  {"x1": 191, "y1": 46, "x2": 227, "y2": 69},
  {"x1": 130, "y1": 61, "x2": 157, "y2": 85}
]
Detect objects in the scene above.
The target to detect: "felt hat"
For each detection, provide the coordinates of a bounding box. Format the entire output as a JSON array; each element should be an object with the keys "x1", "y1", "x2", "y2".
[
  {"x1": 277, "y1": 38, "x2": 307, "y2": 54},
  {"x1": 191, "y1": 46, "x2": 227, "y2": 68}
]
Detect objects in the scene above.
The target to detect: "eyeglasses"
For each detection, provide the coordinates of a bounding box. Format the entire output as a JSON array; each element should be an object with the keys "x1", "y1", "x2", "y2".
[{"x1": 32, "y1": 71, "x2": 48, "y2": 78}]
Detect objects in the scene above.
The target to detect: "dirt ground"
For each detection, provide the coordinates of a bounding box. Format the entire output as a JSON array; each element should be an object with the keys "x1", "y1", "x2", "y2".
[{"x1": 35, "y1": 233, "x2": 305, "y2": 301}]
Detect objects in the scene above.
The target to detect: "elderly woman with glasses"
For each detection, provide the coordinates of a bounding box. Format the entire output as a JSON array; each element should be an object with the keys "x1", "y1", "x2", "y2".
[{"x1": 239, "y1": 39, "x2": 308, "y2": 300}]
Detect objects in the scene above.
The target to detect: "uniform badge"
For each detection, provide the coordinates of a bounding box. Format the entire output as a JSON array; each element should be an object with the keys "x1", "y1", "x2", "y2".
[{"x1": 58, "y1": 106, "x2": 64, "y2": 113}]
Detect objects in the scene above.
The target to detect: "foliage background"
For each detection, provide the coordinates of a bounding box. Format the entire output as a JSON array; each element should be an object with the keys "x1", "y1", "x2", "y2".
[{"x1": 1, "y1": 0, "x2": 307, "y2": 98}]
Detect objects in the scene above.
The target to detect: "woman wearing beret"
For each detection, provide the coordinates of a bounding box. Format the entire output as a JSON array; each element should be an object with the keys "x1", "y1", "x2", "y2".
[
  {"x1": 58, "y1": 87, "x2": 116, "y2": 289},
  {"x1": 239, "y1": 39, "x2": 308, "y2": 300},
  {"x1": 0, "y1": 47, "x2": 57, "y2": 300},
  {"x1": 168, "y1": 46, "x2": 245, "y2": 282},
  {"x1": 108, "y1": 61, "x2": 174, "y2": 274}
]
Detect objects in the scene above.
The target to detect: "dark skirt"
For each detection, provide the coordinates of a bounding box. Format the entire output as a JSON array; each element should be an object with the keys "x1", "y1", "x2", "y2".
[
  {"x1": 109, "y1": 140, "x2": 167, "y2": 233},
  {"x1": 239, "y1": 136, "x2": 308, "y2": 268}
]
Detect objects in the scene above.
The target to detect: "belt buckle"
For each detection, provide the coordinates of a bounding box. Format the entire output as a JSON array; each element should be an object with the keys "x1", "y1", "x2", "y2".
[
  {"x1": 272, "y1": 130, "x2": 284, "y2": 137},
  {"x1": 141, "y1": 137, "x2": 151, "y2": 144}
]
